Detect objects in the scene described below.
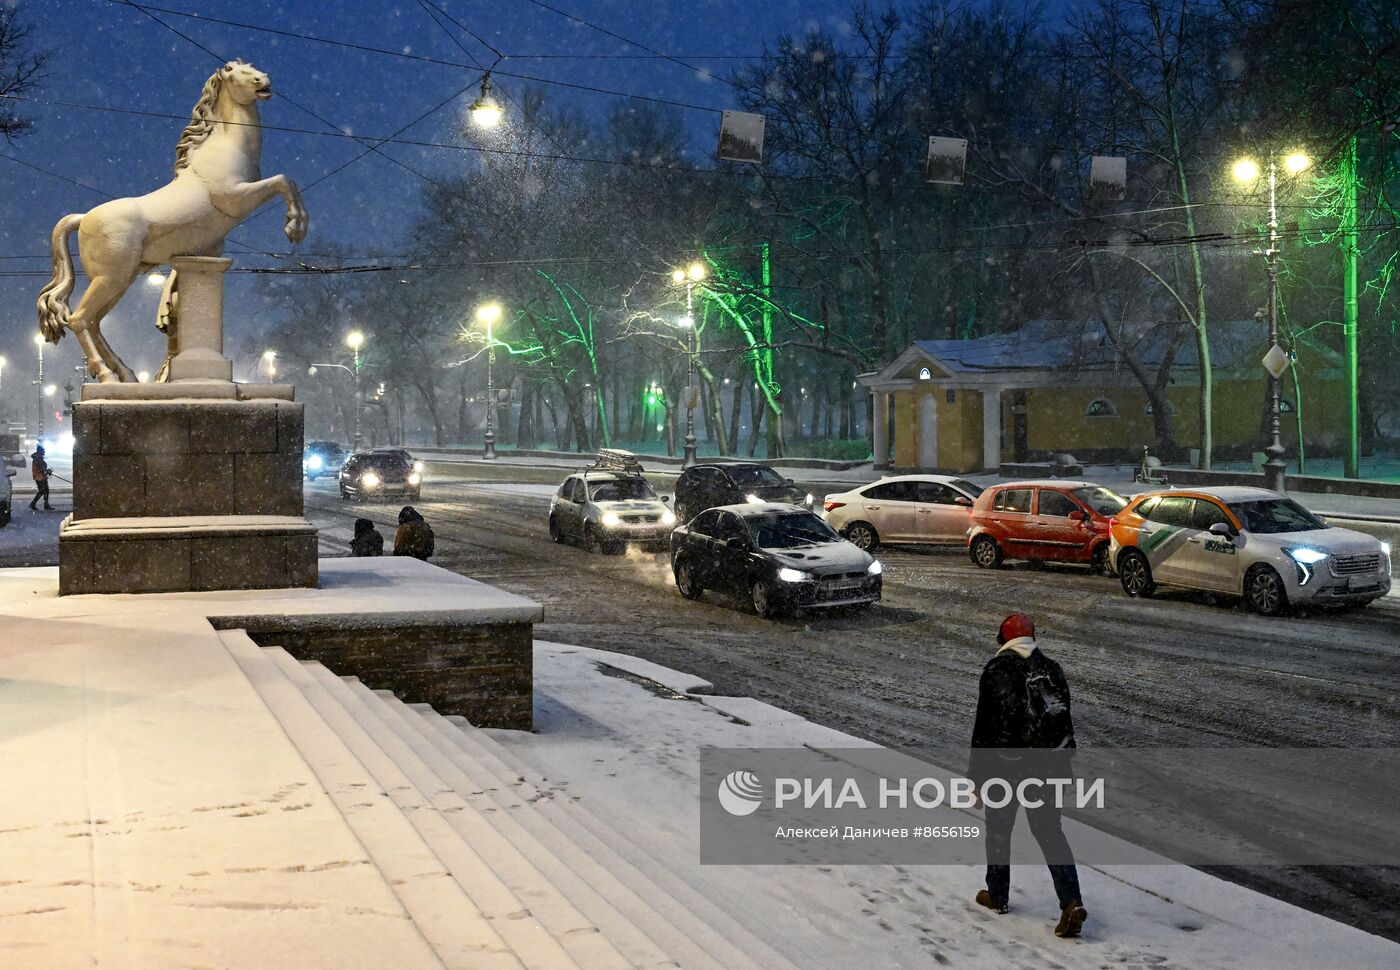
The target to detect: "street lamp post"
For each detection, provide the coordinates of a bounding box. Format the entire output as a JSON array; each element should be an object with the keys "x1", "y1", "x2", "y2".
[
  {"x1": 33, "y1": 333, "x2": 45, "y2": 444},
  {"x1": 345, "y1": 331, "x2": 365, "y2": 451},
  {"x1": 475, "y1": 303, "x2": 503, "y2": 460},
  {"x1": 0, "y1": 355, "x2": 7, "y2": 393},
  {"x1": 671, "y1": 262, "x2": 706, "y2": 467},
  {"x1": 1233, "y1": 150, "x2": 1310, "y2": 494}
]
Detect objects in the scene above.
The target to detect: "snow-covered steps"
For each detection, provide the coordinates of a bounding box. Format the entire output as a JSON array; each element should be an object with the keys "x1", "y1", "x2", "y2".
[{"x1": 225, "y1": 634, "x2": 793, "y2": 970}]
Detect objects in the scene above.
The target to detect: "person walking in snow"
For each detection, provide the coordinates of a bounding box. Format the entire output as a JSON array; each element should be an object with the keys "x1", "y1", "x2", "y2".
[
  {"x1": 968, "y1": 612, "x2": 1087, "y2": 939},
  {"x1": 28, "y1": 444, "x2": 53, "y2": 511},
  {"x1": 393, "y1": 505, "x2": 435, "y2": 561},
  {"x1": 350, "y1": 517, "x2": 384, "y2": 557}
]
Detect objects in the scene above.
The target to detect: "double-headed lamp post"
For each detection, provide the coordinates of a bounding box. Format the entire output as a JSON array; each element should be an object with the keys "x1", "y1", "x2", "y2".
[
  {"x1": 1232, "y1": 149, "x2": 1311, "y2": 493},
  {"x1": 476, "y1": 303, "x2": 503, "y2": 460},
  {"x1": 671, "y1": 262, "x2": 706, "y2": 466}
]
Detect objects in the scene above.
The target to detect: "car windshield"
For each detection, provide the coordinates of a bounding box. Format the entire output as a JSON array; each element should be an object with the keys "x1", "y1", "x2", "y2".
[
  {"x1": 746, "y1": 511, "x2": 841, "y2": 549},
  {"x1": 1228, "y1": 498, "x2": 1327, "y2": 535},
  {"x1": 362, "y1": 455, "x2": 409, "y2": 472},
  {"x1": 589, "y1": 478, "x2": 657, "y2": 501},
  {"x1": 1073, "y1": 486, "x2": 1128, "y2": 515},
  {"x1": 950, "y1": 479, "x2": 984, "y2": 498},
  {"x1": 726, "y1": 465, "x2": 786, "y2": 488}
]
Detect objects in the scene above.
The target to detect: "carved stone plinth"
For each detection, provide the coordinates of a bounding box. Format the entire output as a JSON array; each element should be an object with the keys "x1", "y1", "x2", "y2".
[{"x1": 59, "y1": 396, "x2": 318, "y2": 595}]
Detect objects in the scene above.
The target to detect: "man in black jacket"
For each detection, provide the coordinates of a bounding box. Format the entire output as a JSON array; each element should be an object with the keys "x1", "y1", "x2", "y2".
[{"x1": 968, "y1": 612, "x2": 1087, "y2": 938}]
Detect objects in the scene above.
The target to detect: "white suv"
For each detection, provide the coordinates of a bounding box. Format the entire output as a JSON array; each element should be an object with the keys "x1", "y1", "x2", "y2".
[{"x1": 1111, "y1": 486, "x2": 1392, "y2": 614}]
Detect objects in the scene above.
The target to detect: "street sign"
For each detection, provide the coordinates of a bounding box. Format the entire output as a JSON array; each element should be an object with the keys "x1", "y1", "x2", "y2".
[{"x1": 1262, "y1": 344, "x2": 1289, "y2": 378}]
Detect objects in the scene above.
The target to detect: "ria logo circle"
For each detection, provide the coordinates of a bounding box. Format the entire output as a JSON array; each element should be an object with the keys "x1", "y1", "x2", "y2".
[{"x1": 717, "y1": 770, "x2": 764, "y2": 816}]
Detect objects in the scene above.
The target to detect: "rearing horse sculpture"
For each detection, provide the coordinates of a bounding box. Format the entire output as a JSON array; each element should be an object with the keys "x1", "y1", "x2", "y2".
[{"x1": 37, "y1": 60, "x2": 309, "y2": 383}]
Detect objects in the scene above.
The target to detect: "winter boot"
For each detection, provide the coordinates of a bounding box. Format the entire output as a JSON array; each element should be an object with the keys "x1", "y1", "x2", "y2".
[
  {"x1": 1054, "y1": 901, "x2": 1087, "y2": 938},
  {"x1": 975, "y1": 890, "x2": 1009, "y2": 915}
]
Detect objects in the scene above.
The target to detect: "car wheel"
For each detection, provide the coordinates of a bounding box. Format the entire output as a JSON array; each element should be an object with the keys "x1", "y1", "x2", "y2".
[
  {"x1": 675, "y1": 559, "x2": 704, "y2": 600},
  {"x1": 1090, "y1": 543, "x2": 1110, "y2": 575},
  {"x1": 1118, "y1": 550, "x2": 1155, "y2": 598},
  {"x1": 845, "y1": 521, "x2": 879, "y2": 551},
  {"x1": 548, "y1": 514, "x2": 563, "y2": 543},
  {"x1": 970, "y1": 535, "x2": 1003, "y2": 569},
  {"x1": 751, "y1": 579, "x2": 781, "y2": 619},
  {"x1": 1244, "y1": 564, "x2": 1288, "y2": 616}
]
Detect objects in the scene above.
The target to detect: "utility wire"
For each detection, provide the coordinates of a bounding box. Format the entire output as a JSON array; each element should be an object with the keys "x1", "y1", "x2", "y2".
[{"x1": 114, "y1": 0, "x2": 444, "y2": 192}]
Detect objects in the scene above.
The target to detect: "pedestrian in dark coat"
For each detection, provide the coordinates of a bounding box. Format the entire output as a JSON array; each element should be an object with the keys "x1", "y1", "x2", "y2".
[
  {"x1": 393, "y1": 505, "x2": 435, "y2": 561},
  {"x1": 29, "y1": 445, "x2": 53, "y2": 511},
  {"x1": 968, "y1": 612, "x2": 1087, "y2": 939},
  {"x1": 350, "y1": 517, "x2": 384, "y2": 557}
]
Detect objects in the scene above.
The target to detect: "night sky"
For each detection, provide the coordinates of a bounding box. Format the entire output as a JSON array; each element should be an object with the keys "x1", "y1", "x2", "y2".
[
  {"x1": 0, "y1": 0, "x2": 886, "y2": 414},
  {"x1": 0, "y1": 0, "x2": 1076, "y2": 422}
]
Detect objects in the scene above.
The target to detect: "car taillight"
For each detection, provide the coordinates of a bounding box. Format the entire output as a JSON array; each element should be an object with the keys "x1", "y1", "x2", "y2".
[{"x1": 824, "y1": 501, "x2": 845, "y2": 512}]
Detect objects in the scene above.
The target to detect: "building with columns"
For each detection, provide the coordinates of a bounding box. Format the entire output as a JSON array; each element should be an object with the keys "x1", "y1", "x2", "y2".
[{"x1": 857, "y1": 319, "x2": 1346, "y2": 473}]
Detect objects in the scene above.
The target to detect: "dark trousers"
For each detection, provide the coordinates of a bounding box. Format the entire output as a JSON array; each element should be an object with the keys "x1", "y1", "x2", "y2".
[
  {"x1": 29, "y1": 478, "x2": 50, "y2": 509},
  {"x1": 984, "y1": 799, "x2": 1082, "y2": 909}
]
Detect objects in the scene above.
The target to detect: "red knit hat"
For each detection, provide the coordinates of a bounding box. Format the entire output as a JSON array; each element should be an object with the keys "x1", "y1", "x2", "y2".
[{"x1": 997, "y1": 612, "x2": 1035, "y2": 645}]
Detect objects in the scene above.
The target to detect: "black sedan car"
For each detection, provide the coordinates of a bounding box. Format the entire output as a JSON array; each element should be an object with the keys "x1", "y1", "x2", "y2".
[
  {"x1": 339, "y1": 450, "x2": 422, "y2": 502},
  {"x1": 670, "y1": 503, "x2": 881, "y2": 618},
  {"x1": 673, "y1": 461, "x2": 813, "y2": 523}
]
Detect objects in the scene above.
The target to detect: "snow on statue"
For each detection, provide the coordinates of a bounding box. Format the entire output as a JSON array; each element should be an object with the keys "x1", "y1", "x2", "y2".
[{"x1": 36, "y1": 60, "x2": 309, "y2": 383}]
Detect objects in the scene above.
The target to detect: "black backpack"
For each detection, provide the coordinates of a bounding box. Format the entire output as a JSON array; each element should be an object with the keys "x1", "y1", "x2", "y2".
[{"x1": 1020, "y1": 653, "x2": 1075, "y2": 750}]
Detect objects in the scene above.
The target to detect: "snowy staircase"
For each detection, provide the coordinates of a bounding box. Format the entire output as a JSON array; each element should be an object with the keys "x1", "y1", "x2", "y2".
[{"x1": 221, "y1": 630, "x2": 801, "y2": 970}]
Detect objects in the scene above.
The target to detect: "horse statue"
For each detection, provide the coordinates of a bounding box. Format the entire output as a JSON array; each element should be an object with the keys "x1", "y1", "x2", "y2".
[{"x1": 37, "y1": 60, "x2": 309, "y2": 383}]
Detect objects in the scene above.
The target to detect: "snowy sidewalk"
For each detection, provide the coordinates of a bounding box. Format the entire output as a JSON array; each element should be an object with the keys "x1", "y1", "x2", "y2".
[{"x1": 1, "y1": 566, "x2": 1396, "y2": 968}]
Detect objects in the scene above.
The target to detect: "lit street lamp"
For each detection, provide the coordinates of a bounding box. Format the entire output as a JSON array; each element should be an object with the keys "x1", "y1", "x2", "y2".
[
  {"x1": 469, "y1": 74, "x2": 503, "y2": 129},
  {"x1": 671, "y1": 261, "x2": 706, "y2": 466},
  {"x1": 33, "y1": 332, "x2": 45, "y2": 443},
  {"x1": 346, "y1": 331, "x2": 365, "y2": 450},
  {"x1": 308, "y1": 330, "x2": 367, "y2": 451},
  {"x1": 261, "y1": 349, "x2": 278, "y2": 383},
  {"x1": 475, "y1": 303, "x2": 503, "y2": 460},
  {"x1": 0, "y1": 354, "x2": 7, "y2": 393},
  {"x1": 1233, "y1": 149, "x2": 1310, "y2": 494}
]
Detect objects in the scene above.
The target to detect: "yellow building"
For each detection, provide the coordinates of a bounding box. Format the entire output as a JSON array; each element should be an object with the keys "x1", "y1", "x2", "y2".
[{"x1": 858, "y1": 320, "x2": 1345, "y2": 473}]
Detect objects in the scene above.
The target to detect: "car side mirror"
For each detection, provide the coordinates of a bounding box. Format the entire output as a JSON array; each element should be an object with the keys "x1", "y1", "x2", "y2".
[
  {"x1": 1068, "y1": 510, "x2": 1086, "y2": 522},
  {"x1": 1209, "y1": 521, "x2": 1235, "y2": 537},
  {"x1": 661, "y1": 494, "x2": 672, "y2": 503},
  {"x1": 954, "y1": 496, "x2": 973, "y2": 507},
  {"x1": 726, "y1": 536, "x2": 748, "y2": 551}
]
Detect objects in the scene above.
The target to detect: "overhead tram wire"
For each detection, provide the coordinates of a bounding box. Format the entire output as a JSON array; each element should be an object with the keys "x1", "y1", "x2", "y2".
[
  {"x1": 516, "y1": 0, "x2": 743, "y2": 92},
  {"x1": 106, "y1": 0, "x2": 1339, "y2": 167},
  {"x1": 114, "y1": 0, "x2": 446, "y2": 194},
  {"x1": 1, "y1": 219, "x2": 1390, "y2": 279}
]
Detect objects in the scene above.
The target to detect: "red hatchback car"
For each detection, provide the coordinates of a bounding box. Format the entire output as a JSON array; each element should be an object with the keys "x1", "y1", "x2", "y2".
[{"x1": 968, "y1": 480, "x2": 1128, "y2": 572}]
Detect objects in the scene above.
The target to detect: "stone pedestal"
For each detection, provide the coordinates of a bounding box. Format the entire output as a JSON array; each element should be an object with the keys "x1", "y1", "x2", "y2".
[
  {"x1": 167, "y1": 256, "x2": 235, "y2": 382},
  {"x1": 59, "y1": 395, "x2": 318, "y2": 594}
]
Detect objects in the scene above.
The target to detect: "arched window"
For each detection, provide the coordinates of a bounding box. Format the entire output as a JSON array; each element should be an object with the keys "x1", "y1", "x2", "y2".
[
  {"x1": 917, "y1": 366, "x2": 932, "y2": 381},
  {"x1": 1086, "y1": 397, "x2": 1118, "y2": 417},
  {"x1": 1280, "y1": 398, "x2": 1295, "y2": 413}
]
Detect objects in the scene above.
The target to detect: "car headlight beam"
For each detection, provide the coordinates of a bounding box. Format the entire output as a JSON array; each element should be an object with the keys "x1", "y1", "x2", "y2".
[
  {"x1": 600, "y1": 511, "x2": 622, "y2": 528},
  {"x1": 777, "y1": 567, "x2": 811, "y2": 583},
  {"x1": 661, "y1": 510, "x2": 677, "y2": 526},
  {"x1": 745, "y1": 493, "x2": 765, "y2": 504},
  {"x1": 867, "y1": 560, "x2": 883, "y2": 576},
  {"x1": 306, "y1": 454, "x2": 323, "y2": 470},
  {"x1": 407, "y1": 472, "x2": 422, "y2": 486},
  {"x1": 360, "y1": 471, "x2": 381, "y2": 488}
]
